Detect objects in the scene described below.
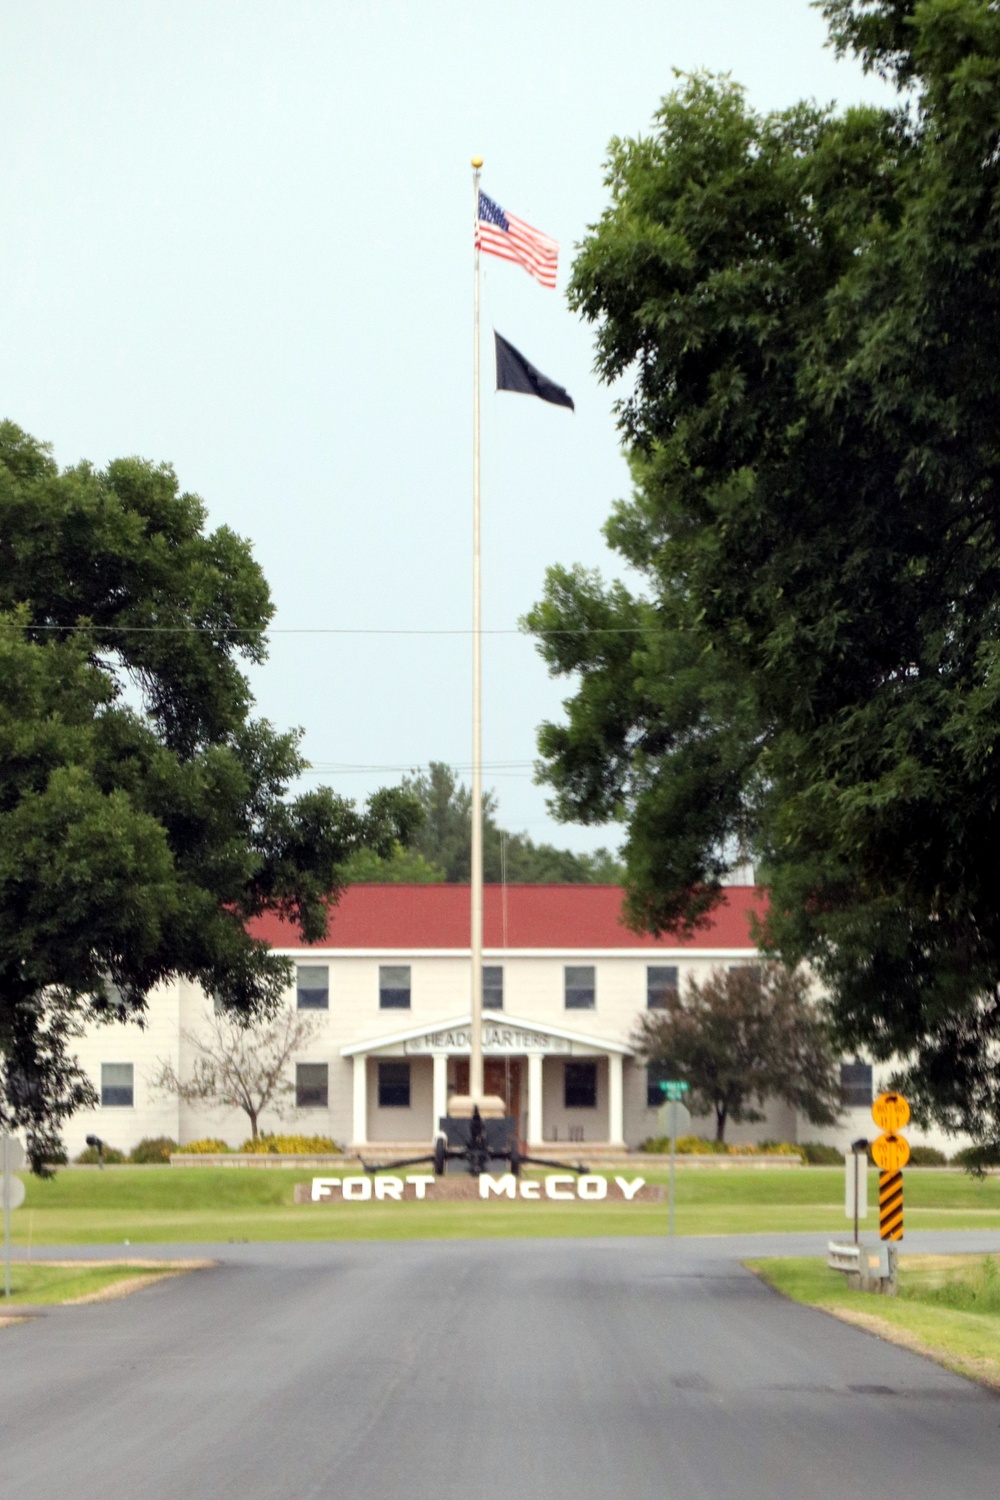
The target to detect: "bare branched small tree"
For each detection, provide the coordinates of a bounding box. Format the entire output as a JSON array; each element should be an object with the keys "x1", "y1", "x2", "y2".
[
  {"x1": 151, "y1": 1008, "x2": 322, "y2": 1142},
  {"x1": 635, "y1": 963, "x2": 841, "y2": 1142}
]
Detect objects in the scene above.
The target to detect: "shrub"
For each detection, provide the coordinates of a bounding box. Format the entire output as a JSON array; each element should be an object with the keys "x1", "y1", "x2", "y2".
[
  {"x1": 755, "y1": 1141, "x2": 807, "y2": 1159},
  {"x1": 907, "y1": 1144, "x2": 948, "y2": 1167},
  {"x1": 239, "y1": 1133, "x2": 341, "y2": 1155},
  {"x1": 641, "y1": 1135, "x2": 724, "y2": 1154},
  {"x1": 74, "y1": 1143, "x2": 126, "y2": 1164},
  {"x1": 128, "y1": 1136, "x2": 178, "y2": 1164},
  {"x1": 951, "y1": 1144, "x2": 1000, "y2": 1173},
  {"x1": 175, "y1": 1138, "x2": 232, "y2": 1154},
  {"x1": 795, "y1": 1141, "x2": 843, "y2": 1164}
]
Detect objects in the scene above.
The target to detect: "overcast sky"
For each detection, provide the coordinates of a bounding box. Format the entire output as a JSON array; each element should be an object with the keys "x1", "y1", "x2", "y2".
[{"x1": 0, "y1": 1, "x2": 894, "y2": 853}]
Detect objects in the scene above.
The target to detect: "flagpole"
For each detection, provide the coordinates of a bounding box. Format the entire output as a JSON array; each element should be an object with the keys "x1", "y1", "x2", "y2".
[{"x1": 470, "y1": 154, "x2": 484, "y2": 1101}]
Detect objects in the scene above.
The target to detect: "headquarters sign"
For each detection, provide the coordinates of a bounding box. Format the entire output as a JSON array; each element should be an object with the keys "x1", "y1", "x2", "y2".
[{"x1": 403, "y1": 1025, "x2": 572, "y2": 1056}]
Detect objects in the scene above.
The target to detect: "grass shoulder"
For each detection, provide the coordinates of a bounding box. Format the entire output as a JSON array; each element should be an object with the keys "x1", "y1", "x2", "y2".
[
  {"x1": 0, "y1": 1259, "x2": 209, "y2": 1311},
  {"x1": 748, "y1": 1253, "x2": 1000, "y2": 1392}
]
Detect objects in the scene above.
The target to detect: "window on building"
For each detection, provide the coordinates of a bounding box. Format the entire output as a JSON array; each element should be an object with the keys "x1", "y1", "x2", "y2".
[
  {"x1": 296, "y1": 965, "x2": 329, "y2": 1010},
  {"x1": 101, "y1": 1063, "x2": 134, "y2": 1108},
  {"x1": 646, "y1": 966, "x2": 679, "y2": 1010},
  {"x1": 379, "y1": 965, "x2": 411, "y2": 1009},
  {"x1": 840, "y1": 1059, "x2": 873, "y2": 1109},
  {"x1": 728, "y1": 963, "x2": 763, "y2": 985},
  {"x1": 378, "y1": 1061, "x2": 411, "y2": 1107},
  {"x1": 483, "y1": 965, "x2": 503, "y2": 1011},
  {"x1": 646, "y1": 1061, "x2": 674, "y2": 1108},
  {"x1": 296, "y1": 1063, "x2": 329, "y2": 1108},
  {"x1": 564, "y1": 965, "x2": 596, "y2": 1010},
  {"x1": 565, "y1": 1061, "x2": 598, "y2": 1109}
]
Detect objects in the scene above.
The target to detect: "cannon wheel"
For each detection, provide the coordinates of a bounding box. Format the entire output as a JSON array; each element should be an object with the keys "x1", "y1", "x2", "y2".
[
  {"x1": 509, "y1": 1144, "x2": 521, "y2": 1178},
  {"x1": 434, "y1": 1136, "x2": 446, "y2": 1176}
]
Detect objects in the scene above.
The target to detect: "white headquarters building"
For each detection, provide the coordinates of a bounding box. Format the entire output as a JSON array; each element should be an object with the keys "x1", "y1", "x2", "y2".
[{"x1": 63, "y1": 883, "x2": 952, "y2": 1160}]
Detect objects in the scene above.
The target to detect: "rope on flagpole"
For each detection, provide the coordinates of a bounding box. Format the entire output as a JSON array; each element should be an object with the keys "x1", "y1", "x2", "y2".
[{"x1": 470, "y1": 154, "x2": 484, "y2": 1102}]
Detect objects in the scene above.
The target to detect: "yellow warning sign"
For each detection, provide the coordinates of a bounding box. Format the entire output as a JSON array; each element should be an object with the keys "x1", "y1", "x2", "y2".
[
  {"x1": 879, "y1": 1169, "x2": 904, "y2": 1240},
  {"x1": 871, "y1": 1092, "x2": 910, "y2": 1133},
  {"x1": 871, "y1": 1132, "x2": 910, "y2": 1172}
]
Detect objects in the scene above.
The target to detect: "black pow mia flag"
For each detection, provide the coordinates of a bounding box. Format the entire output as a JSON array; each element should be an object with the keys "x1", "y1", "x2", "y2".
[{"x1": 494, "y1": 331, "x2": 574, "y2": 410}]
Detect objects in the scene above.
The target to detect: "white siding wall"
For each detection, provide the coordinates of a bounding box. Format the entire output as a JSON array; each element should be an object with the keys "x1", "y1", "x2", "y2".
[{"x1": 58, "y1": 950, "x2": 974, "y2": 1158}]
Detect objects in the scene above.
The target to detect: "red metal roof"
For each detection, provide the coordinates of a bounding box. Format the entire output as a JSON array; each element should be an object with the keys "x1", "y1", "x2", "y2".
[{"x1": 248, "y1": 884, "x2": 764, "y2": 951}]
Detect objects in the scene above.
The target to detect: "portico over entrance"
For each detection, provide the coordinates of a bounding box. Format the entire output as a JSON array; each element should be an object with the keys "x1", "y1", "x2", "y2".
[{"x1": 341, "y1": 1015, "x2": 631, "y2": 1149}]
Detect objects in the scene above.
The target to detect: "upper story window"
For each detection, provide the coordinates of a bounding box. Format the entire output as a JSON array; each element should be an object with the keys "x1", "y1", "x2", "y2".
[
  {"x1": 483, "y1": 965, "x2": 503, "y2": 1011},
  {"x1": 564, "y1": 965, "x2": 595, "y2": 1010},
  {"x1": 841, "y1": 1059, "x2": 873, "y2": 1109},
  {"x1": 646, "y1": 965, "x2": 679, "y2": 1010},
  {"x1": 101, "y1": 1063, "x2": 134, "y2": 1108},
  {"x1": 296, "y1": 1063, "x2": 329, "y2": 1108},
  {"x1": 296, "y1": 965, "x2": 329, "y2": 1010},
  {"x1": 379, "y1": 965, "x2": 411, "y2": 1009}
]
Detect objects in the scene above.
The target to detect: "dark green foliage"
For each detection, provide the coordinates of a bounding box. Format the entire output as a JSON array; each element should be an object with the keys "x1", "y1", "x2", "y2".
[
  {"x1": 951, "y1": 1142, "x2": 1000, "y2": 1173},
  {"x1": 341, "y1": 761, "x2": 624, "y2": 885},
  {"x1": 128, "y1": 1137, "x2": 179, "y2": 1164},
  {"x1": 74, "y1": 1143, "x2": 126, "y2": 1165},
  {"x1": 635, "y1": 965, "x2": 841, "y2": 1142},
  {"x1": 526, "y1": 3, "x2": 1000, "y2": 1143},
  {"x1": 0, "y1": 423, "x2": 419, "y2": 1170},
  {"x1": 798, "y1": 1142, "x2": 845, "y2": 1166},
  {"x1": 908, "y1": 1144, "x2": 949, "y2": 1166}
]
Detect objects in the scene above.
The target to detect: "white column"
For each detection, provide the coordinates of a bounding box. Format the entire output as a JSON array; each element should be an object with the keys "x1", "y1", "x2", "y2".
[
  {"x1": 352, "y1": 1054, "x2": 368, "y2": 1146},
  {"x1": 527, "y1": 1052, "x2": 544, "y2": 1147},
  {"x1": 431, "y1": 1052, "x2": 449, "y2": 1134},
  {"x1": 607, "y1": 1052, "x2": 624, "y2": 1146}
]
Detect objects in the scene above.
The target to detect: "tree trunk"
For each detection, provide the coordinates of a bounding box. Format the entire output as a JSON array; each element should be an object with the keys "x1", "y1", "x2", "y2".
[
  {"x1": 248, "y1": 1108, "x2": 258, "y2": 1142},
  {"x1": 715, "y1": 1104, "x2": 727, "y2": 1143}
]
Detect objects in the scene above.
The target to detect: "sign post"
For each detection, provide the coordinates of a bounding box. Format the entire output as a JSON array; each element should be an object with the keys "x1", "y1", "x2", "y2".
[
  {"x1": 846, "y1": 1138, "x2": 869, "y2": 1244},
  {"x1": 658, "y1": 1081, "x2": 691, "y2": 1237},
  {"x1": 2, "y1": 1134, "x2": 27, "y2": 1300}
]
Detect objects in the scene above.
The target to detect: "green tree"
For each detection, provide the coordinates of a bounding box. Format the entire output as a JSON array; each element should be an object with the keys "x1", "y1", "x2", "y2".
[
  {"x1": 635, "y1": 965, "x2": 841, "y2": 1143},
  {"x1": 337, "y1": 841, "x2": 446, "y2": 884},
  {"x1": 526, "y1": 3, "x2": 1000, "y2": 1141},
  {"x1": 361, "y1": 761, "x2": 624, "y2": 884},
  {"x1": 0, "y1": 422, "x2": 419, "y2": 1168}
]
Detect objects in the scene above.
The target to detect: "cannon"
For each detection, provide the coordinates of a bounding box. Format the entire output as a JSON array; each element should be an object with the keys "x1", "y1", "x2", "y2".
[{"x1": 360, "y1": 1094, "x2": 586, "y2": 1177}]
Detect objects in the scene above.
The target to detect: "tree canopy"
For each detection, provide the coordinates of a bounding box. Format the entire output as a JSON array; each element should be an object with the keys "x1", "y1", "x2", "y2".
[
  {"x1": 525, "y1": 1, "x2": 1000, "y2": 1141},
  {"x1": 340, "y1": 761, "x2": 624, "y2": 884},
  {"x1": 0, "y1": 422, "x2": 419, "y2": 1167},
  {"x1": 635, "y1": 965, "x2": 840, "y2": 1143}
]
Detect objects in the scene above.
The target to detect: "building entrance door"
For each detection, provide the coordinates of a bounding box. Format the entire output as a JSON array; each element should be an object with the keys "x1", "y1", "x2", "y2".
[{"x1": 451, "y1": 1059, "x2": 522, "y2": 1123}]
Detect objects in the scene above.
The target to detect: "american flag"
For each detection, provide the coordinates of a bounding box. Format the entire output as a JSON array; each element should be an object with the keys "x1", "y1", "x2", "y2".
[{"x1": 476, "y1": 191, "x2": 558, "y2": 289}]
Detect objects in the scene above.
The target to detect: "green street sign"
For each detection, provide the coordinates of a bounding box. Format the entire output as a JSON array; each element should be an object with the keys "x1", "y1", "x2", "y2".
[{"x1": 659, "y1": 1080, "x2": 690, "y2": 1101}]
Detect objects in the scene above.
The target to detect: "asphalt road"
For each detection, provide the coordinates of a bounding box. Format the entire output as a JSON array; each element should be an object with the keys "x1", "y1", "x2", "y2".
[{"x1": 3, "y1": 1234, "x2": 1000, "y2": 1500}]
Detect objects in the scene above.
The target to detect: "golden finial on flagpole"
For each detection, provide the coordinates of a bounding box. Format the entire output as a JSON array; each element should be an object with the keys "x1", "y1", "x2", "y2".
[{"x1": 471, "y1": 155, "x2": 483, "y2": 169}]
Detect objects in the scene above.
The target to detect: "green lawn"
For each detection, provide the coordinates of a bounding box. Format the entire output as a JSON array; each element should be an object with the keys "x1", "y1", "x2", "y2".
[
  {"x1": 0, "y1": 1261, "x2": 180, "y2": 1307},
  {"x1": 5, "y1": 1164, "x2": 1000, "y2": 1244},
  {"x1": 749, "y1": 1253, "x2": 1000, "y2": 1390}
]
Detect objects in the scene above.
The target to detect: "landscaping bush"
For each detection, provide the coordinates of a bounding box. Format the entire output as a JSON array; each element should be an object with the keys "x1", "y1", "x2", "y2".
[
  {"x1": 642, "y1": 1135, "x2": 814, "y2": 1157},
  {"x1": 239, "y1": 1133, "x2": 341, "y2": 1155},
  {"x1": 756, "y1": 1141, "x2": 807, "y2": 1159},
  {"x1": 128, "y1": 1136, "x2": 179, "y2": 1164},
  {"x1": 798, "y1": 1142, "x2": 844, "y2": 1165},
  {"x1": 907, "y1": 1144, "x2": 948, "y2": 1167},
  {"x1": 74, "y1": 1143, "x2": 126, "y2": 1164},
  {"x1": 642, "y1": 1135, "x2": 725, "y2": 1154},
  {"x1": 174, "y1": 1138, "x2": 232, "y2": 1154}
]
